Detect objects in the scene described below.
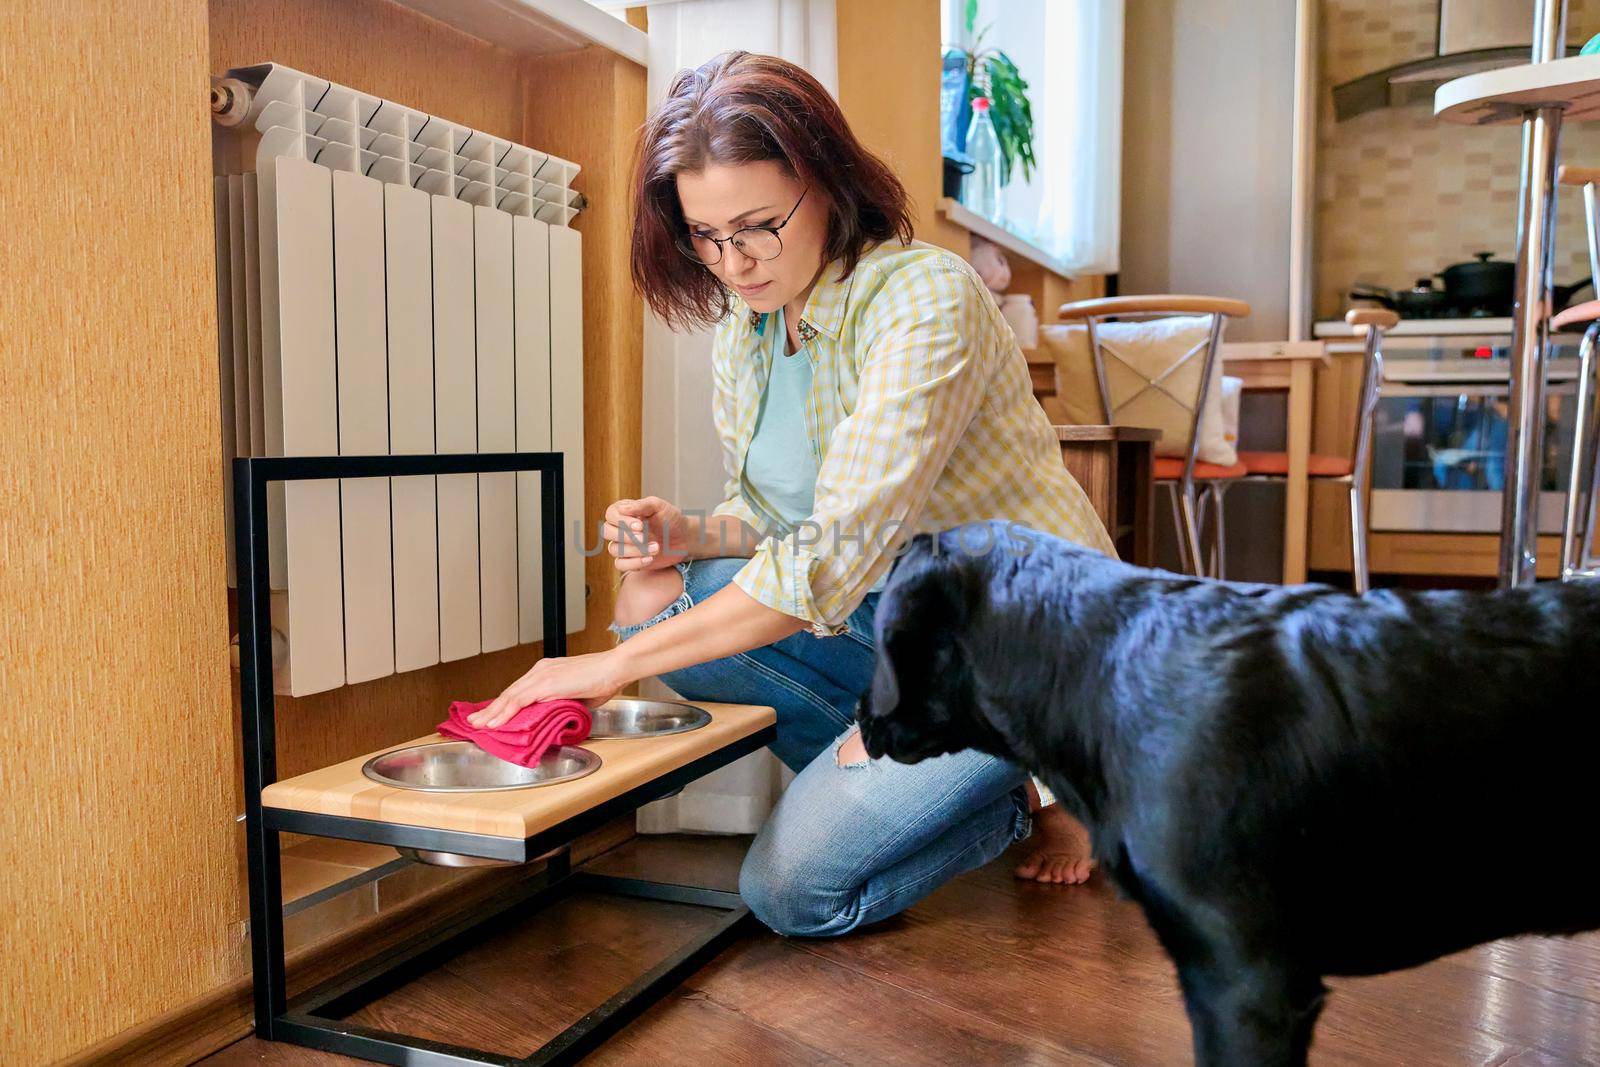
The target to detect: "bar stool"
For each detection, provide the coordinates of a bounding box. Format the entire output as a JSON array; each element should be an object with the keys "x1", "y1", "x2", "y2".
[
  {"x1": 1056, "y1": 295, "x2": 1252, "y2": 576},
  {"x1": 1549, "y1": 163, "x2": 1600, "y2": 581},
  {"x1": 1551, "y1": 299, "x2": 1600, "y2": 580},
  {"x1": 1209, "y1": 308, "x2": 1396, "y2": 591}
]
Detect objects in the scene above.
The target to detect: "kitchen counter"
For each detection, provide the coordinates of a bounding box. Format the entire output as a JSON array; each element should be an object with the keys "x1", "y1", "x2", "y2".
[{"x1": 1314, "y1": 317, "x2": 1586, "y2": 338}]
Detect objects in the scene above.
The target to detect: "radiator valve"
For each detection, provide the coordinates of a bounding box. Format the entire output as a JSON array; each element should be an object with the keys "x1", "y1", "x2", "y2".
[{"x1": 209, "y1": 77, "x2": 254, "y2": 128}]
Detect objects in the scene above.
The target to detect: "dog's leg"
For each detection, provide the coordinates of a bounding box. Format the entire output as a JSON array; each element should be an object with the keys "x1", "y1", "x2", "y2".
[
  {"x1": 1130, "y1": 878, "x2": 1324, "y2": 1067},
  {"x1": 1176, "y1": 958, "x2": 1325, "y2": 1067}
]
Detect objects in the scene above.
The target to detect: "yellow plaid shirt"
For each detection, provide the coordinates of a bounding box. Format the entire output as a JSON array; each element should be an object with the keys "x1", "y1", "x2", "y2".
[{"x1": 710, "y1": 238, "x2": 1115, "y2": 638}]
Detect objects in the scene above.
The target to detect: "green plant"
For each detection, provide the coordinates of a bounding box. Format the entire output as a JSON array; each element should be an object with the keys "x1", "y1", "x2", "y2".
[{"x1": 959, "y1": 0, "x2": 1036, "y2": 186}]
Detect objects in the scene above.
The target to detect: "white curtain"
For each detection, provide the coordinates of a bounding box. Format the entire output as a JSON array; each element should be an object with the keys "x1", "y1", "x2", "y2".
[
  {"x1": 947, "y1": 0, "x2": 1123, "y2": 273},
  {"x1": 633, "y1": 0, "x2": 838, "y2": 835},
  {"x1": 1033, "y1": 0, "x2": 1122, "y2": 273}
]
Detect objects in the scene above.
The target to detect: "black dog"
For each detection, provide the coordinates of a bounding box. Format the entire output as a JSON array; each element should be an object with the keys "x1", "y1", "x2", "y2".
[{"x1": 857, "y1": 520, "x2": 1600, "y2": 1067}]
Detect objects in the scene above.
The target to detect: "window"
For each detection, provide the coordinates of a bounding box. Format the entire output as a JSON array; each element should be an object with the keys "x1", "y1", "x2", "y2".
[{"x1": 942, "y1": 0, "x2": 1123, "y2": 273}]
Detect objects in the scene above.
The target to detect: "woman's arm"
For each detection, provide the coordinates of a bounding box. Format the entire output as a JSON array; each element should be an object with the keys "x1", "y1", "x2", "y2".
[
  {"x1": 613, "y1": 579, "x2": 804, "y2": 680},
  {"x1": 467, "y1": 563, "x2": 805, "y2": 726},
  {"x1": 686, "y1": 511, "x2": 762, "y2": 560}
]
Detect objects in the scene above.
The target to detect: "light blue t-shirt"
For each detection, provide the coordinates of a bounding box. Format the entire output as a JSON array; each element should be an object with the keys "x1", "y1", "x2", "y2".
[
  {"x1": 743, "y1": 307, "x2": 889, "y2": 596},
  {"x1": 744, "y1": 307, "x2": 818, "y2": 534}
]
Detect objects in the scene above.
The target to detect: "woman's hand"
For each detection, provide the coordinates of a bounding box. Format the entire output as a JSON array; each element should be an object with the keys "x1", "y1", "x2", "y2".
[
  {"x1": 602, "y1": 496, "x2": 693, "y2": 572},
  {"x1": 467, "y1": 649, "x2": 631, "y2": 728}
]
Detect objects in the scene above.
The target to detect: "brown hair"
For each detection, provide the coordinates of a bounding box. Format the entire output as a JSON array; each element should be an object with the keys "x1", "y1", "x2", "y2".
[{"x1": 629, "y1": 50, "x2": 915, "y2": 331}]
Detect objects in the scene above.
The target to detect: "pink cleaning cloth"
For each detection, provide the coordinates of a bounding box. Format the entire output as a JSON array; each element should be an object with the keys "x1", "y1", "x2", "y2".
[{"x1": 436, "y1": 697, "x2": 592, "y2": 768}]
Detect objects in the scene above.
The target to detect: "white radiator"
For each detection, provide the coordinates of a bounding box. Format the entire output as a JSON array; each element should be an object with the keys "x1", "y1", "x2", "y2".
[{"x1": 213, "y1": 63, "x2": 586, "y2": 698}]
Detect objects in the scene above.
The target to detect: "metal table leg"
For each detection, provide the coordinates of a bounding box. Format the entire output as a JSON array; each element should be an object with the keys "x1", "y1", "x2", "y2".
[{"x1": 1500, "y1": 0, "x2": 1570, "y2": 588}]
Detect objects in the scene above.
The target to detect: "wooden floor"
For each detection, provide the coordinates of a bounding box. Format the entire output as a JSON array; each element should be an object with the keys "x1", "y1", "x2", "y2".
[{"x1": 202, "y1": 834, "x2": 1600, "y2": 1066}]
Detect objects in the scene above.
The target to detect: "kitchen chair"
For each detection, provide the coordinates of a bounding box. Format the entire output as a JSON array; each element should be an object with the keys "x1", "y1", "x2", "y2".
[
  {"x1": 1056, "y1": 295, "x2": 1252, "y2": 576},
  {"x1": 1209, "y1": 308, "x2": 1397, "y2": 591},
  {"x1": 1549, "y1": 163, "x2": 1600, "y2": 581},
  {"x1": 1550, "y1": 299, "x2": 1600, "y2": 580}
]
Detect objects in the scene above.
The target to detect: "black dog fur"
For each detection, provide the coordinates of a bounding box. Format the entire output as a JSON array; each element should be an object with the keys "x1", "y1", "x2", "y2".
[{"x1": 856, "y1": 520, "x2": 1600, "y2": 1067}]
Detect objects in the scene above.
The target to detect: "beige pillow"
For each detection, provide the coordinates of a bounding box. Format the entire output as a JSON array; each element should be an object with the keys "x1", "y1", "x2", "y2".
[
  {"x1": 1038, "y1": 317, "x2": 1237, "y2": 466},
  {"x1": 1219, "y1": 374, "x2": 1243, "y2": 456}
]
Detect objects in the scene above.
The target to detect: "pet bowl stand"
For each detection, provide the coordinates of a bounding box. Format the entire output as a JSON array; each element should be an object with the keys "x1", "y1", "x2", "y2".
[{"x1": 236, "y1": 451, "x2": 776, "y2": 1066}]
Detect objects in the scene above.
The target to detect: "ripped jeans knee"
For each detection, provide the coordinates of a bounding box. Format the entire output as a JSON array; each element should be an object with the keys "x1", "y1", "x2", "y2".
[
  {"x1": 607, "y1": 561, "x2": 693, "y2": 642},
  {"x1": 834, "y1": 725, "x2": 871, "y2": 769}
]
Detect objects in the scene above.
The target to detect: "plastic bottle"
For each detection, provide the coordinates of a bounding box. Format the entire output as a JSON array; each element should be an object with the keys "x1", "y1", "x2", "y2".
[
  {"x1": 962, "y1": 96, "x2": 1003, "y2": 223},
  {"x1": 1000, "y1": 294, "x2": 1038, "y2": 349}
]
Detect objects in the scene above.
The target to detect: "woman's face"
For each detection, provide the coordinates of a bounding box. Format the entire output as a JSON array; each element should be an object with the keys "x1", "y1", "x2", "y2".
[{"x1": 675, "y1": 160, "x2": 829, "y2": 315}]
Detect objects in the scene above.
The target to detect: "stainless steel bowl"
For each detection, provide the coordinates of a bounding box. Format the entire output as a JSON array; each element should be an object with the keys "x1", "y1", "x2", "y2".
[
  {"x1": 588, "y1": 697, "x2": 711, "y2": 739},
  {"x1": 395, "y1": 844, "x2": 569, "y2": 869},
  {"x1": 394, "y1": 847, "x2": 521, "y2": 868},
  {"x1": 361, "y1": 741, "x2": 601, "y2": 792}
]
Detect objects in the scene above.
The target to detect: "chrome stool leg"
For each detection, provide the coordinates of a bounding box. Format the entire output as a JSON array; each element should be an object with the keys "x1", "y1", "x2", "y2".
[
  {"x1": 1564, "y1": 321, "x2": 1600, "y2": 580},
  {"x1": 1178, "y1": 481, "x2": 1205, "y2": 578},
  {"x1": 1166, "y1": 482, "x2": 1194, "y2": 575},
  {"x1": 1346, "y1": 310, "x2": 1392, "y2": 595},
  {"x1": 1348, "y1": 478, "x2": 1371, "y2": 595},
  {"x1": 1208, "y1": 482, "x2": 1231, "y2": 580},
  {"x1": 1558, "y1": 167, "x2": 1600, "y2": 580}
]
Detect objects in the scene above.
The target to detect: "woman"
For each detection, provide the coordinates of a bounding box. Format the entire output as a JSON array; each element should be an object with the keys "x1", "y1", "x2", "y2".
[{"x1": 469, "y1": 51, "x2": 1117, "y2": 936}]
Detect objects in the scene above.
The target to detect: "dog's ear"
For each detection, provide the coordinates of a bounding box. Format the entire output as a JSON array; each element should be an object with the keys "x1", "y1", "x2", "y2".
[
  {"x1": 871, "y1": 558, "x2": 972, "y2": 711},
  {"x1": 858, "y1": 554, "x2": 981, "y2": 761}
]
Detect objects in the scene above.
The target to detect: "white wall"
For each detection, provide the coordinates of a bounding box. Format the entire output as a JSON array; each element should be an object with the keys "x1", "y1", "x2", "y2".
[
  {"x1": 1121, "y1": 0, "x2": 1299, "y2": 580},
  {"x1": 1120, "y1": 0, "x2": 1297, "y2": 342}
]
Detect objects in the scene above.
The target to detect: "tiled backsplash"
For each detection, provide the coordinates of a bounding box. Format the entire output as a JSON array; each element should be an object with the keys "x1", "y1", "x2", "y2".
[{"x1": 1315, "y1": 0, "x2": 1600, "y2": 318}]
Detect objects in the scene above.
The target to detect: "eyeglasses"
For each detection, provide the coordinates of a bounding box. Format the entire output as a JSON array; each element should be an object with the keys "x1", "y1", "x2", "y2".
[{"x1": 679, "y1": 188, "x2": 807, "y2": 266}]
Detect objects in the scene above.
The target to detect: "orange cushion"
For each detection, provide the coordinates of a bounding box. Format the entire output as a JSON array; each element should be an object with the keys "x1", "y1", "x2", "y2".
[
  {"x1": 1153, "y1": 457, "x2": 1248, "y2": 481},
  {"x1": 1237, "y1": 450, "x2": 1354, "y2": 478}
]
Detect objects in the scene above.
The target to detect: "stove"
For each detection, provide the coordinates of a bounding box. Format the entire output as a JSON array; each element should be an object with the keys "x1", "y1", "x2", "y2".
[
  {"x1": 1313, "y1": 317, "x2": 1581, "y2": 382},
  {"x1": 1313, "y1": 317, "x2": 1584, "y2": 534}
]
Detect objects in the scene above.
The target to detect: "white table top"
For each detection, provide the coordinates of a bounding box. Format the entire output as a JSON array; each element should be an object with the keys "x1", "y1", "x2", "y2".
[
  {"x1": 1218, "y1": 340, "x2": 1326, "y2": 362},
  {"x1": 1436, "y1": 53, "x2": 1600, "y2": 125}
]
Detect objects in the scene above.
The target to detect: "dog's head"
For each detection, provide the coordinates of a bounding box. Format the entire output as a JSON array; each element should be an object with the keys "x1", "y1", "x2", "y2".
[{"x1": 857, "y1": 530, "x2": 1015, "y2": 765}]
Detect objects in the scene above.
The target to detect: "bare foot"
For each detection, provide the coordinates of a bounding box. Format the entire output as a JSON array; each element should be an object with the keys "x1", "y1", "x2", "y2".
[{"x1": 1015, "y1": 797, "x2": 1095, "y2": 885}]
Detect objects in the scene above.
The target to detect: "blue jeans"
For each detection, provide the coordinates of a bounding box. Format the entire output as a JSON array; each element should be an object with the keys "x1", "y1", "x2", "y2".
[{"x1": 608, "y1": 556, "x2": 1034, "y2": 938}]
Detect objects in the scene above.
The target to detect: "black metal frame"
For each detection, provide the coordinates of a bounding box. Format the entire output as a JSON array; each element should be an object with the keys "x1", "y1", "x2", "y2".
[{"x1": 234, "y1": 451, "x2": 774, "y2": 1065}]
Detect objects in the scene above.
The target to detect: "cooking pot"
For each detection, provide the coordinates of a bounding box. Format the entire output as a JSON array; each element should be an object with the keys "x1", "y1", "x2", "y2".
[
  {"x1": 1440, "y1": 252, "x2": 1514, "y2": 309},
  {"x1": 1352, "y1": 254, "x2": 1592, "y2": 320},
  {"x1": 1438, "y1": 251, "x2": 1591, "y2": 317}
]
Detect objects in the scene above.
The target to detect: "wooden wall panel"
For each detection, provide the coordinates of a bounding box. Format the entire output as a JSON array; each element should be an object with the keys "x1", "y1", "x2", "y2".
[
  {"x1": 836, "y1": 0, "x2": 968, "y2": 254},
  {"x1": 3, "y1": 0, "x2": 644, "y2": 1060},
  {"x1": 519, "y1": 45, "x2": 648, "y2": 656},
  {"x1": 1, "y1": 3, "x2": 234, "y2": 1063},
  {"x1": 209, "y1": 0, "x2": 527, "y2": 144}
]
